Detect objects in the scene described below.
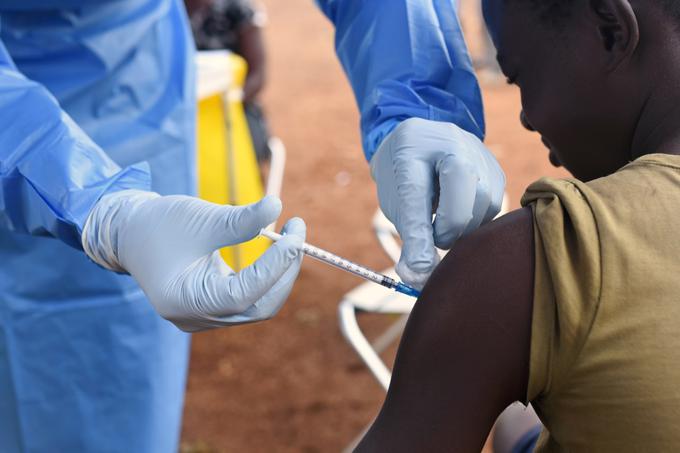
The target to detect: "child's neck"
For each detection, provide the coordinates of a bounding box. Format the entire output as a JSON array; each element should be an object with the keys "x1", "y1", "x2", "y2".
[
  {"x1": 630, "y1": 59, "x2": 680, "y2": 159},
  {"x1": 631, "y1": 99, "x2": 680, "y2": 159}
]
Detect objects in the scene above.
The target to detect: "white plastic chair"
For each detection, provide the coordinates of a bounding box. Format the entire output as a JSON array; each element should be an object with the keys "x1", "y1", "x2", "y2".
[{"x1": 337, "y1": 210, "x2": 413, "y2": 391}]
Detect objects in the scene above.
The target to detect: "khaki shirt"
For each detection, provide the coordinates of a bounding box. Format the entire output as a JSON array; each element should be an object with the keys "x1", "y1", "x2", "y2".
[{"x1": 521, "y1": 154, "x2": 680, "y2": 452}]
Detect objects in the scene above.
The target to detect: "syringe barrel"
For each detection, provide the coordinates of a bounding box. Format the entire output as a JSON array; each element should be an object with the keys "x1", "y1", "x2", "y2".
[
  {"x1": 259, "y1": 228, "x2": 397, "y2": 289},
  {"x1": 302, "y1": 243, "x2": 386, "y2": 285}
]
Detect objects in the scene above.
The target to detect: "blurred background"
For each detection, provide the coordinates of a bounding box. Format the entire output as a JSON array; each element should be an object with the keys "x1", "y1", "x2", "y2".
[{"x1": 181, "y1": 0, "x2": 567, "y2": 451}]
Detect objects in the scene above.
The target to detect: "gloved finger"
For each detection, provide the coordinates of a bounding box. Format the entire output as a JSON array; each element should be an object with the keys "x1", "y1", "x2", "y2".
[
  {"x1": 461, "y1": 178, "x2": 492, "y2": 237},
  {"x1": 432, "y1": 154, "x2": 478, "y2": 249},
  {"x1": 203, "y1": 195, "x2": 283, "y2": 250},
  {"x1": 203, "y1": 217, "x2": 305, "y2": 317},
  {"x1": 393, "y1": 158, "x2": 439, "y2": 288},
  {"x1": 396, "y1": 251, "x2": 440, "y2": 291},
  {"x1": 217, "y1": 247, "x2": 304, "y2": 324}
]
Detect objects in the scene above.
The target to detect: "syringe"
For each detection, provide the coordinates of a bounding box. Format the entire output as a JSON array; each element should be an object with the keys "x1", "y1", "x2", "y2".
[{"x1": 259, "y1": 229, "x2": 421, "y2": 298}]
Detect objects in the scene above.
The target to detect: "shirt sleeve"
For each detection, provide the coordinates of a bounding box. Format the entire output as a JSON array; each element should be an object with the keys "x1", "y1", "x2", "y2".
[
  {"x1": 315, "y1": 0, "x2": 484, "y2": 160},
  {"x1": 520, "y1": 178, "x2": 603, "y2": 402},
  {"x1": 0, "y1": 37, "x2": 151, "y2": 249}
]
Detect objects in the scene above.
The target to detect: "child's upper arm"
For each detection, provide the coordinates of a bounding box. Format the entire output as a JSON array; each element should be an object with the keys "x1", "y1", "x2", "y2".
[{"x1": 356, "y1": 207, "x2": 535, "y2": 453}]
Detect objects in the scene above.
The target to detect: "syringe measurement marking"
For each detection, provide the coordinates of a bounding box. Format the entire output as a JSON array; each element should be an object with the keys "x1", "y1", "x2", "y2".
[{"x1": 304, "y1": 245, "x2": 383, "y2": 283}]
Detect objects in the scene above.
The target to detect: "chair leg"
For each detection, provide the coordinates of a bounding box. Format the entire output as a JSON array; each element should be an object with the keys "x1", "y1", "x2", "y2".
[{"x1": 338, "y1": 301, "x2": 392, "y2": 391}]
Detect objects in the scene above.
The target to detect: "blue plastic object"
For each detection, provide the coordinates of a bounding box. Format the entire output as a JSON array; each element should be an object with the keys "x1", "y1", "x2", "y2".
[
  {"x1": 395, "y1": 282, "x2": 422, "y2": 299},
  {"x1": 0, "y1": 1, "x2": 195, "y2": 451},
  {"x1": 316, "y1": 0, "x2": 485, "y2": 160}
]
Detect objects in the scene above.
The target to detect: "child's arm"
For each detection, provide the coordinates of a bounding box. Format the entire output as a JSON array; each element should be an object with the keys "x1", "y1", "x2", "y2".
[{"x1": 356, "y1": 207, "x2": 535, "y2": 452}]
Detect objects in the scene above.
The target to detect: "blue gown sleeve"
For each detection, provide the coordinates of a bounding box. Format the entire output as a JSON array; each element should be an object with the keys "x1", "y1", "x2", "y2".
[
  {"x1": 316, "y1": 0, "x2": 485, "y2": 161},
  {"x1": 0, "y1": 38, "x2": 151, "y2": 249}
]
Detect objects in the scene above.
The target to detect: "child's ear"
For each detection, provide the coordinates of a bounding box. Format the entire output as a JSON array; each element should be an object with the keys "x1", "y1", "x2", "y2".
[{"x1": 588, "y1": 0, "x2": 639, "y2": 71}]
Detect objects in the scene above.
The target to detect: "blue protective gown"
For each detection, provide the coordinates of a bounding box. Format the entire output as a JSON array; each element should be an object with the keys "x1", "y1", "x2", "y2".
[
  {"x1": 316, "y1": 0, "x2": 484, "y2": 160},
  {"x1": 0, "y1": 1, "x2": 195, "y2": 451}
]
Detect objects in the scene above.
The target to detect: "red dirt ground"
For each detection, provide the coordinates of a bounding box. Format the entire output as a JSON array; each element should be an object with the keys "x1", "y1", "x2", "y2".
[{"x1": 181, "y1": 1, "x2": 568, "y2": 452}]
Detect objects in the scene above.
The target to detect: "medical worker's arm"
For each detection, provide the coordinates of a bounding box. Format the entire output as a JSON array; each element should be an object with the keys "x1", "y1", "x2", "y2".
[
  {"x1": 356, "y1": 208, "x2": 534, "y2": 452},
  {"x1": 0, "y1": 40, "x2": 149, "y2": 248},
  {"x1": 0, "y1": 40, "x2": 304, "y2": 332},
  {"x1": 316, "y1": 1, "x2": 505, "y2": 288}
]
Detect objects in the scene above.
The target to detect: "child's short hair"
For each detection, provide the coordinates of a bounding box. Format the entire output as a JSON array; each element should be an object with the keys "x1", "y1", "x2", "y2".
[{"x1": 514, "y1": 0, "x2": 680, "y2": 27}]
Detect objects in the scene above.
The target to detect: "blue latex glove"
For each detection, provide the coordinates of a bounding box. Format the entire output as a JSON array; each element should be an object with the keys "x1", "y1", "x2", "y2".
[
  {"x1": 82, "y1": 191, "x2": 305, "y2": 332},
  {"x1": 371, "y1": 118, "x2": 505, "y2": 289}
]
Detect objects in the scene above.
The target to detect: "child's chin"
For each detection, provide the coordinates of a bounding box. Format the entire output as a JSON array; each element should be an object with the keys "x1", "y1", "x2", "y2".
[{"x1": 548, "y1": 150, "x2": 562, "y2": 168}]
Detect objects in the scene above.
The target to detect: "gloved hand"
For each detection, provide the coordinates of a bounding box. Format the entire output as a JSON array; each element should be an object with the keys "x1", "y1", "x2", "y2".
[
  {"x1": 371, "y1": 118, "x2": 505, "y2": 289},
  {"x1": 82, "y1": 190, "x2": 305, "y2": 332}
]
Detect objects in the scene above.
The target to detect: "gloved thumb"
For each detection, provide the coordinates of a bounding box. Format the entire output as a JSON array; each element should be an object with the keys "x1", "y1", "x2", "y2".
[
  {"x1": 204, "y1": 195, "x2": 282, "y2": 250},
  {"x1": 396, "y1": 242, "x2": 440, "y2": 291}
]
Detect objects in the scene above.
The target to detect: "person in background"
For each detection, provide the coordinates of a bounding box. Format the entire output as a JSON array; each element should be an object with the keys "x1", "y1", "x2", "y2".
[{"x1": 186, "y1": 0, "x2": 272, "y2": 165}]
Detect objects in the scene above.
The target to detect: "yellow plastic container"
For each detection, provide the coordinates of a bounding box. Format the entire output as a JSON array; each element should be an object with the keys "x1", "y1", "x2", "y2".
[{"x1": 196, "y1": 51, "x2": 270, "y2": 270}]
